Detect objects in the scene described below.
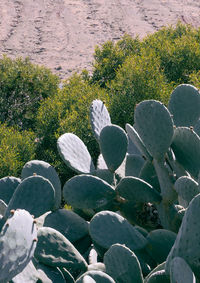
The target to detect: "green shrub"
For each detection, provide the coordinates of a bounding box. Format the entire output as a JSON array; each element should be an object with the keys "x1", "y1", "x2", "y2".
[
  {"x1": 107, "y1": 48, "x2": 173, "y2": 128},
  {"x1": 0, "y1": 55, "x2": 59, "y2": 130},
  {"x1": 0, "y1": 124, "x2": 36, "y2": 178},
  {"x1": 35, "y1": 75, "x2": 109, "y2": 184},
  {"x1": 143, "y1": 22, "x2": 200, "y2": 83},
  {"x1": 91, "y1": 34, "x2": 141, "y2": 87}
]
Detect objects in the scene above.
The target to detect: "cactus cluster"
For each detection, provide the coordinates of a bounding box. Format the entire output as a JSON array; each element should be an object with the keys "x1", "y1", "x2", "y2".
[{"x1": 1, "y1": 83, "x2": 200, "y2": 282}]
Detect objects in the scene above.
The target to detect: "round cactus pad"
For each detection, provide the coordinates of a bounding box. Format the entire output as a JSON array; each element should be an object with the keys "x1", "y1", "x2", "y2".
[
  {"x1": 6, "y1": 175, "x2": 55, "y2": 218},
  {"x1": 171, "y1": 127, "x2": 200, "y2": 179},
  {"x1": 0, "y1": 209, "x2": 37, "y2": 282},
  {"x1": 170, "y1": 257, "x2": 196, "y2": 283},
  {"x1": 63, "y1": 175, "x2": 116, "y2": 210},
  {"x1": 134, "y1": 100, "x2": 174, "y2": 159},
  {"x1": 99, "y1": 124, "x2": 128, "y2": 172},
  {"x1": 21, "y1": 160, "x2": 61, "y2": 209},
  {"x1": 168, "y1": 84, "x2": 200, "y2": 127},
  {"x1": 57, "y1": 133, "x2": 95, "y2": 174},
  {"x1": 89, "y1": 210, "x2": 147, "y2": 252},
  {"x1": 126, "y1": 123, "x2": 152, "y2": 161},
  {"x1": 125, "y1": 154, "x2": 145, "y2": 177},
  {"x1": 90, "y1": 99, "x2": 111, "y2": 141},
  {"x1": 34, "y1": 227, "x2": 87, "y2": 274},
  {"x1": 116, "y1": 176, "x2": 161, "y2": 203},
  {"x1": 165, "y1": 193, "x2": 200, "y2": 275},
  {"x1": 104, "y1": 244, "x2": 143, "y2": 283},
  {"x1": 11, "y1": 261, "x2": 40, "y2": 283}
]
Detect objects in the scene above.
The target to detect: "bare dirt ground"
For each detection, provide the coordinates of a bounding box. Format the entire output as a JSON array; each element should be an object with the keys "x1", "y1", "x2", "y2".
[{"x1": 0, "y1": 0, "x2": 200, "y2": 79}]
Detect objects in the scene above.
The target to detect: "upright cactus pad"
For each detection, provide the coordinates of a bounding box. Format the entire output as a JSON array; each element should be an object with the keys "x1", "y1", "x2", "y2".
[
  {"x1": 104, "y1": 244, "x2": 143, "y2": 283},
  {"x1": 21, "y1": 160, "x2": 61, "y2": 209},
  {"x1": 99, "y1": 124, "x2": 128, "y2": 172},
  {"x1": 90, "y1": 99, "x2": 111, "y2": 141},
  {"x1": 0, "y1": 209, "x2": 37, "y2": 282},
  {"x1": 57, "y1": 133, "x2": 95, "y2": 174},
  {"x1": 170, "y1": 257, "x2": 196, "y2": 283},
  {"x1": 5, "y1": 175, "x2": 55, "y2": 218},
  {"x1": 76, "y1": 270, "x2": 115, "y2": 283},
  {"x1": 134, "y1": 100, "x2": 174, "y2": 159},
  {"x1": 168, "y1": 84, "x2": 200, "y2": 127}
]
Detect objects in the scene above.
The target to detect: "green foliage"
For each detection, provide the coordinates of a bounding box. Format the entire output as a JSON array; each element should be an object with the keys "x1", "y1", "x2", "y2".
[
  {"x1": 35, "y1": 75, "x2": 109, "y2": 184},
  {"x1": 0, "y1": 124, "x2": 36, "y2": 178},
  {"x1": 91, "y1": 34, "x2": 141, "y2": 87},
  {"x1": 0, "y1": 55, "x2": 59, "y2": 130},
  {"x1": 108, "y1": 49, "x2": 172, "y2": 127}
]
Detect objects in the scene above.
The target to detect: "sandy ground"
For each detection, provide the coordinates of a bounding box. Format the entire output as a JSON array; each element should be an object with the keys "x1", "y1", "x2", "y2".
[{"x1": 0, "y1": 0, "x2": 200, "y2": 79}]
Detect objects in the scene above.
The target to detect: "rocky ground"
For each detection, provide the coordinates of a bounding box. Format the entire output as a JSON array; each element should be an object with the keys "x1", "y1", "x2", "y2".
[{"x1": 0, "y1": 0, "x2": 200, "y2": 79}]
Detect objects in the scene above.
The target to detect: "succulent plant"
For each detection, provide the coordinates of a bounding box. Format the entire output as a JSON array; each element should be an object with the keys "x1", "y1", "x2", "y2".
[{"x1": 2, "y1": 83, "x2": 200, "y2": 282}]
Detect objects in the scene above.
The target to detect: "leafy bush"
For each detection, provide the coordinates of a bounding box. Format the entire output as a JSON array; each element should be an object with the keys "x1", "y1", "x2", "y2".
[
  {"x1": 0, "y1": 55, "x2": 59, "y2": 130},
  {"x1": 107, "y1": 48, "x2": 173, "y2": 128},
  {"x1": 0, "y1": 124, "x2": 36, "y2": 178},
  {"x1": 35, "y1": 75, "x2": 109, "y2": 184},
  {"x1": 91, "y1": 34, "x2": 141, "y2": 87}
]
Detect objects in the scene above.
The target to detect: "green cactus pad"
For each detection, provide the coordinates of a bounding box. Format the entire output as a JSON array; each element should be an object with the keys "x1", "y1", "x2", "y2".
[
  {"x1": 126, "y1": 123, "x2": 152, "y2": 161},
  {"x1": 21, "y1": 160, "x2": 61, "y2": 210},
  {"x1": 90, "y1": 99, "x2": 111, "y2": 141},
  {"x1": 76, "y1": 270, "x2": 115, "y2": 283},
  {"x1": 0, "y1": 209, "x2": 37, "y2": 282},
  {"x1": 57, "y1": 133, "x2": 95, "y2": 174},
  {"x1": 171, "y1": 127, "x2": 200, "y2": 179},
  {"x1": 168, "y1": 84, "x2": 200, "y2": 127},
  {"x1": 146, "y1": 270, "x2": 170, "y2": 283},
  {"x1": 11, "y1": 261, "x2": 40, "y2": 283},
  {"x1": 165, "y1": 193, "x2": 200, "y2": 276},
  {"x1": 170, "y1": 257, "x2": 196, "y2": 283},
  {"x1": 5, "y1": 175, "x2": 55, "y2": 218},
  {"x1": 60, "y1": 267, "x2": 75, "y2": 283},
  {"x1": 0, "y1": 176, "x2": 21, "y2": 204},
  {"x1": 116, "y1": 176, "x2": 161, "y2": 203},
  {"x1": 99, "y1": 124, "x2": 128, "y2": 172},
  {"x1": 63, "y1": 175, "x2": 116, "y2": 210},
  {"x1": 174, "y1": 176, "x2": 199, "y2": 207},
  {"x1": 43, "y1": 209, "x2": 89, "y2": 243},
  {"x1": 104, "y1": 244, "x2": 143, "y2": 283},
  {"x1": 134, "y1": 100, "x2": 174, "y2": 159},
  {"x1": 89, "y1": 210, "x2": 147, "y2": 252},
  {"x1": 145, "y1": 229, "x2": 177, "y2": 264},
  {"x1": 125, "y1": 154, "x2": 145, "y2": 177},
  {"x1": 34, "y1": 227, "x2": 88, "y2": 275}
]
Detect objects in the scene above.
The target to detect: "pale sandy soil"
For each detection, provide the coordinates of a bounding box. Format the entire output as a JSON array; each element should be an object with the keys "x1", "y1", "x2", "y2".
[{"x1": 0, "y1": 0, "x2": 200, "y2": 79}]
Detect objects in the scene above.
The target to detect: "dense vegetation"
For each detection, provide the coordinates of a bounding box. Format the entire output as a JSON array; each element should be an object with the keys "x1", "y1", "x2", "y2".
[{"x1": 2, "y1": 22, "x2": 200, "y2": 183}]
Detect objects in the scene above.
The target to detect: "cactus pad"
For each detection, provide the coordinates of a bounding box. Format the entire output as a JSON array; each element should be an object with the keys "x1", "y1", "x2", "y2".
[
  {"x1": 134, "y1": 100, "x2": 174, "y2": 159},
  {"x1": 168, "y1": 84, "x2": 200, "y2": 127},
  {"x1": 57, "y1": 133, "x2": 95, "y2": 174},
  {"x1": 90, "y1": 99, "x2": 111, "y2": 141},
  {"x1": 63, "y1": 175, "x2": 116, "y2": 210},
  {"x1": 0, "y1": 209, "x2": 37, "y2": 282},
  {"x1": 99, "y1": 124, "x2": 128, "y2": 172}
]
